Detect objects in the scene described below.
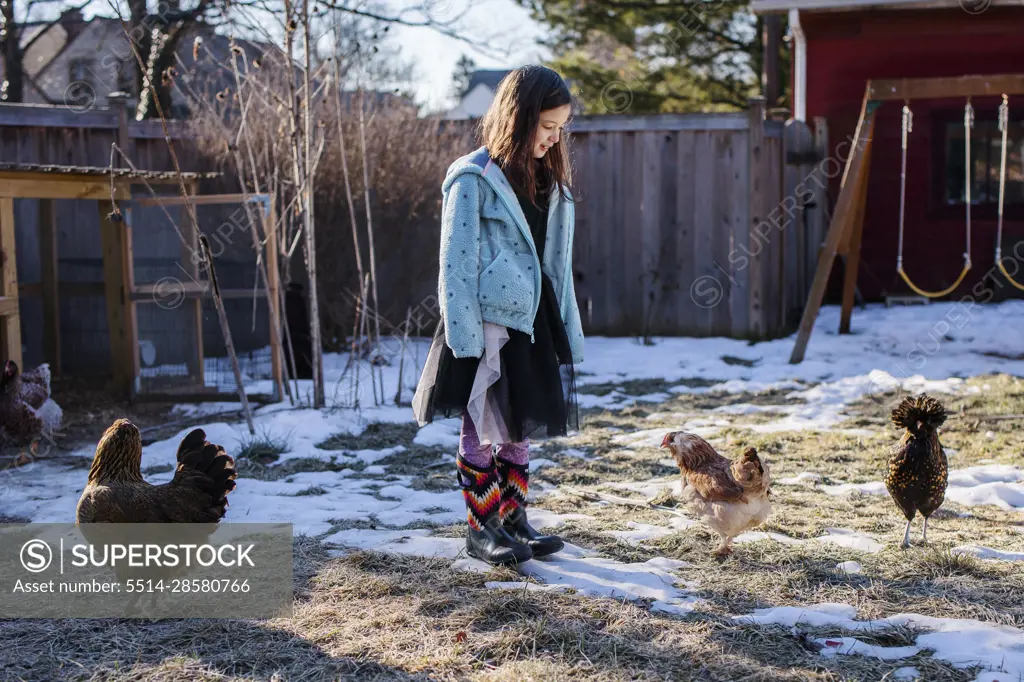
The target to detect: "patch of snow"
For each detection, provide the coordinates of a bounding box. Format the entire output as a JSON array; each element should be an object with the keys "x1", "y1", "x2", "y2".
[
  {"x1": 712, "y1": 403, "x2": 786, "y2": 416},
  {"x1": 525, "y1": 508, "x2": 594, "y2": 529},
  {"x1": 735, "y1": 531, "x2": 805, "y2": 546},
  {"x1": 325, "y1": 528, "x2": 466, "y2": 559},
  {"x1": 818, "y1": 528, "x2": 885, "y2": 554},
  {"x1": 952, "y1": 545, "x2": 1024, "y2": 562},
  {"x1": 650, "y1": 599, "x2": 700, "y2": 616},
  {"x1": 893, "y1": 667, "x2": 921, "y2": 681},
  {"x1": 516, "y1": 553, "x2": 698, "y2": 614},
  {"x1": 821, "y1": 480, "x2": 889, "y2": 497},
  {"x1": 777, "y1": 472, "x2": 824, "y2": 486},
  {"x1": 414, "y1": 421, "x2": 460, "y2": 448},
  {"x1": 736, "y1": 602, "x2": 1024, "y2": 681},
  {"x1": 816, "y1": 636, "x2": 920, "y2": 660},
  {"x1": 836, "y1": 561, "x2": 863, "y2": 575},
  {"x1": 556, "y1": 447, "x2": 594, "y2": 460},
  {"x1": 170, "y1": 402, "x2": 243, "y2": 418},
  {"x1": 485, "y1": 581, "x2": 569, "y2": 593},
  {"x1": 528, "y1": 458, "x2": 556, "y2": 472}
]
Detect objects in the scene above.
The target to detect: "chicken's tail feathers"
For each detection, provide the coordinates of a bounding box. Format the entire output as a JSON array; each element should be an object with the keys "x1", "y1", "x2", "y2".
[
  {"x1": 891, "y1": 394, "x2": 948, "y2": 430},
  {"x1": 176, "y1": 428, "x2": 208, "y2": 462},
  {"x1": 173, "y1": 432, "x2": 238, "y2": 518},
  {"x1": 741, "y1": 447, "x2": 764, "y2": 475}
]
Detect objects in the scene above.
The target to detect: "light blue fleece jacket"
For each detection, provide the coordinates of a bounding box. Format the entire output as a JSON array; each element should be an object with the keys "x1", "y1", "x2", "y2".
[{"x1": 438, "y1": 146, "x2": 584, "y2": 364}]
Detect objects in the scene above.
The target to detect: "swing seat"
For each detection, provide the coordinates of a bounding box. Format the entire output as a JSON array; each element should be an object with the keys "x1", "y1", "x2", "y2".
[{"x1": 897, "y1": 263, "x2": 972, "y2": 299}]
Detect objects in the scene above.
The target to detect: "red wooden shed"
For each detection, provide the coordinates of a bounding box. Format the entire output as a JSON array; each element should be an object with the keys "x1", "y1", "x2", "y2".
[{"x1": 753, "y1": 0, "x2": 1024, "y2": 359}]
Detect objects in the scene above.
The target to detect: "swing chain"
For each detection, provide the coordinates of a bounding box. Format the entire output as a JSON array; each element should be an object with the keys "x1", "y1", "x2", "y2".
[
  {"x1": 964, "y1": 98, "x2": 973, "y2": 267},
  {"x1": 996, "y1": 94, "x2": 1010, "y2": 262},
  {"x1": 897, "y1": 102, "x2": 912, "y2": 271}
]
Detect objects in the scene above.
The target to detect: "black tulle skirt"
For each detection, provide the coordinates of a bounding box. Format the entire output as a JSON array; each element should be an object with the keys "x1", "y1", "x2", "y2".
[{"x1": 413, "y1": 273, "x2": 578, "y2": 443}]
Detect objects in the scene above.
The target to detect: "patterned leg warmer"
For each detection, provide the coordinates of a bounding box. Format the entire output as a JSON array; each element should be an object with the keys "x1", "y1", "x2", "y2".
[
  {"x1": 459, "y1": 412, "x2": 494, "y2": 469},
  {"x1": 456, "y1": 454, "x2": 501, "y2": 531},
  {"x1": 495, "y1": 453, "x2": 529, "y2": 523}
]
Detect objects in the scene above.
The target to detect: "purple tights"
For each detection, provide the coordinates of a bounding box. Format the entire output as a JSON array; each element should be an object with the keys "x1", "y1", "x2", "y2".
[{"x1": 459, "y1": 413, "x2": 529, "y2": 468}]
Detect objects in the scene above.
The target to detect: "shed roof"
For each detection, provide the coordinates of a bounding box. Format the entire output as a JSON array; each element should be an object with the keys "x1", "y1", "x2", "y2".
[{"x1": 751, "y1": 0, "x2": 1024, "y2": 12}]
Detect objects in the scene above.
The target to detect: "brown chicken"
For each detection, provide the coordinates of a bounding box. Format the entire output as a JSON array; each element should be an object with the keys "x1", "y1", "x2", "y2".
[
  {"x1": 0, "y1": 361, "x2": 46, "y2": 445},
  {"x1": 76, "y1": 419, "x2": 237, "y2": 523},
  {"x1": 661, "y1": 431, "x2": 772, "y2": 556},
  {"x1": 885, "y1": 395, "x2": 949, "y2": 548}
]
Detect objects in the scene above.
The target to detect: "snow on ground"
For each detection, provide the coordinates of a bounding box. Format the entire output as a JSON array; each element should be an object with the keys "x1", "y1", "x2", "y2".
[
  {"x1": 4, "y1": 302, "x2": 1024, "y2": 669},
  {"x1": 736, "y1": 602, "x2": 1024, "y2": 682},
  {"x1": 576, "y1": 302, "x2": 1024, "y2": 390},
  {"x1": 952, "y1": 545, "x2": 1024, "y2": 562}
]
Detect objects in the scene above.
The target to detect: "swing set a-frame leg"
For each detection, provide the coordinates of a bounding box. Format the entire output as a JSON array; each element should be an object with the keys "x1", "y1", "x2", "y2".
[
  {"x1": 790, "y1": 88, "x2": 878, "y2": 364},
  {"x1": 839, "y1": 128, "x2": 874, "y2": 334}
]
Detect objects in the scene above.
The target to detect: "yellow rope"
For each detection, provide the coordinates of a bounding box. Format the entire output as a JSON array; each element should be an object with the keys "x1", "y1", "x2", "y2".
[
  {"x1": 997, "y1": 259, "x2": 1024, "y2": 291},
  {"x1": 993, "y1": 96, "x2": 1024, "y2": 291},
  {"x1": 897, "y1": 264, "x2": 972, "y2": 299}
]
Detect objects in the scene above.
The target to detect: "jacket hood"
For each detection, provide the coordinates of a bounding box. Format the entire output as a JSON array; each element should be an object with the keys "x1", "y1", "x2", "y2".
[{"x1": 442, "y1": 146, "x2": 574, "y2": 202}]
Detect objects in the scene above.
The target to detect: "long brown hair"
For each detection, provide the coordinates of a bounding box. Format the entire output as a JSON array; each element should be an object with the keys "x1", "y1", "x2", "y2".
[{"x1": 480, "y1": 66, "x2": 574, "y2": 207}]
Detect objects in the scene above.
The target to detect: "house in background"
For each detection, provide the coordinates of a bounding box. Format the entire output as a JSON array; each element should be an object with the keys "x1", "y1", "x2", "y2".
[
  {"x1": 752, "y1": 0, "x2": 1024, "y2": 303},
  {"x1": 446, "y1": 69, "x2": 511, "y2": 120},
  {"x1": 4, "y1": 8, "x2": 267, "y2": 117}
]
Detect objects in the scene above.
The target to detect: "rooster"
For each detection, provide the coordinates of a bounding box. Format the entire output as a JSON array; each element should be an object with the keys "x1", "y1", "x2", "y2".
[
  {"x1": 76, "y1": 419, "x2": 237, "y2": 523},
  {"x1": 885, "y1": 395, "x2": 948, "y2": 548},
  {"x1": 661, "y1": 431, "x2": 772, "y2": 556}
]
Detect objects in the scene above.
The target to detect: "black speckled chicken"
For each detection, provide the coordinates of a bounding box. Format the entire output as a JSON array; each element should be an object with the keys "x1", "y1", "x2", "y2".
[{"x1": 885, "y1": 395, "x2": 949, "y2": 548}]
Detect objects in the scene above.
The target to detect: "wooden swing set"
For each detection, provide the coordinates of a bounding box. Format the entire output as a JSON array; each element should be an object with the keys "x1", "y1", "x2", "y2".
[{"x1": 790, "y1": 74, "x2": 1024, "y2": 364}]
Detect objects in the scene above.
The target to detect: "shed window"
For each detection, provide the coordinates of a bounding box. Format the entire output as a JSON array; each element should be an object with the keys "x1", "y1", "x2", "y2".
[{"x1": 944, "y1": 119, "x2": 1024, "y2": 206}]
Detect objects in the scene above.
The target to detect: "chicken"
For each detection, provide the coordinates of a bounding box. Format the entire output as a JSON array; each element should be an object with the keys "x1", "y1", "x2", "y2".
[
  {"x1": 76, "y1": 419, "x2": 237, "y2": 523},
  {"x1": 885, "y1": 394, "x2": 948, "y2": 548},
  {"x1": 75, "y1": 420, "x2": 239, "y2": 616},
  {"x1": 1, "y1": 361, "x2": 46, "y2": 445},
  {"x1": 661, "y1": 431, "x2": 772, "y2": 556},
  {"x1": 8, "y1": 360, "x2": 52, "y2": 409}
]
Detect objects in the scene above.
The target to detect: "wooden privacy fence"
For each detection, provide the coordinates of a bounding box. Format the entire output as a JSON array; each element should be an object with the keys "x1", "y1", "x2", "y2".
[
  {"x1": 0, "y1": 99, "x2": 197, "y2": 170},
  {"x1": 569, "y1": 99, "x2": 829, "y2": 339}
]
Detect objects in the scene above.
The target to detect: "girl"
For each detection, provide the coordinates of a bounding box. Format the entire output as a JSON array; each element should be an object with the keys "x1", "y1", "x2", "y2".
[{"x1": 413, "y1": 66, "x2": 584, "y2": 566}]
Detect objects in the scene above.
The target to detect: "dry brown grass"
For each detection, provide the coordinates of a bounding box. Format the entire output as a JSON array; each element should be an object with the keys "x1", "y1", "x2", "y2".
[{"x1": 2, "y1": 374, "x2": 1021, "y2": 680}]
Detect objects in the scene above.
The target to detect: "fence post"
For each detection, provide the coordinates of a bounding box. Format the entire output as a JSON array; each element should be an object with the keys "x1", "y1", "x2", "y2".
[
  {"x1": 784, "y1": 118, "x2": 816, "y2": 329},
  {"x1": 108, "y1": 91, "x2": 135, "y2": 166},
  {"x1": 746, "y1": 97, "x2": 767, "y2": 339}
]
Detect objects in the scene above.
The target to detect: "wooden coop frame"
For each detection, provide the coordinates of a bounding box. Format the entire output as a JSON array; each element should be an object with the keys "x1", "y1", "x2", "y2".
[
  {"x1": 789, "y1": 74, "x2": 1024, "y2": 364},
  {"x1": 0, "y1": 163, "x2": 284, "y2": 401}
]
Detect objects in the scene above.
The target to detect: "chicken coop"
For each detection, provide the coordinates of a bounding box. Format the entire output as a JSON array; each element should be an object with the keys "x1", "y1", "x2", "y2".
[{"x1": 0, "y1": 162, "x2": 285, "y2": 402}]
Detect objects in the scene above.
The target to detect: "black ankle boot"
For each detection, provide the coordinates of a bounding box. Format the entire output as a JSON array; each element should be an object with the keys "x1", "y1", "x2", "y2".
[
  {"x1": 496, "y1": 458, "x2": 565, "y2": 558},
  {"x1": 457, "y1": 454, "x2": 533, "y2": 566}
]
